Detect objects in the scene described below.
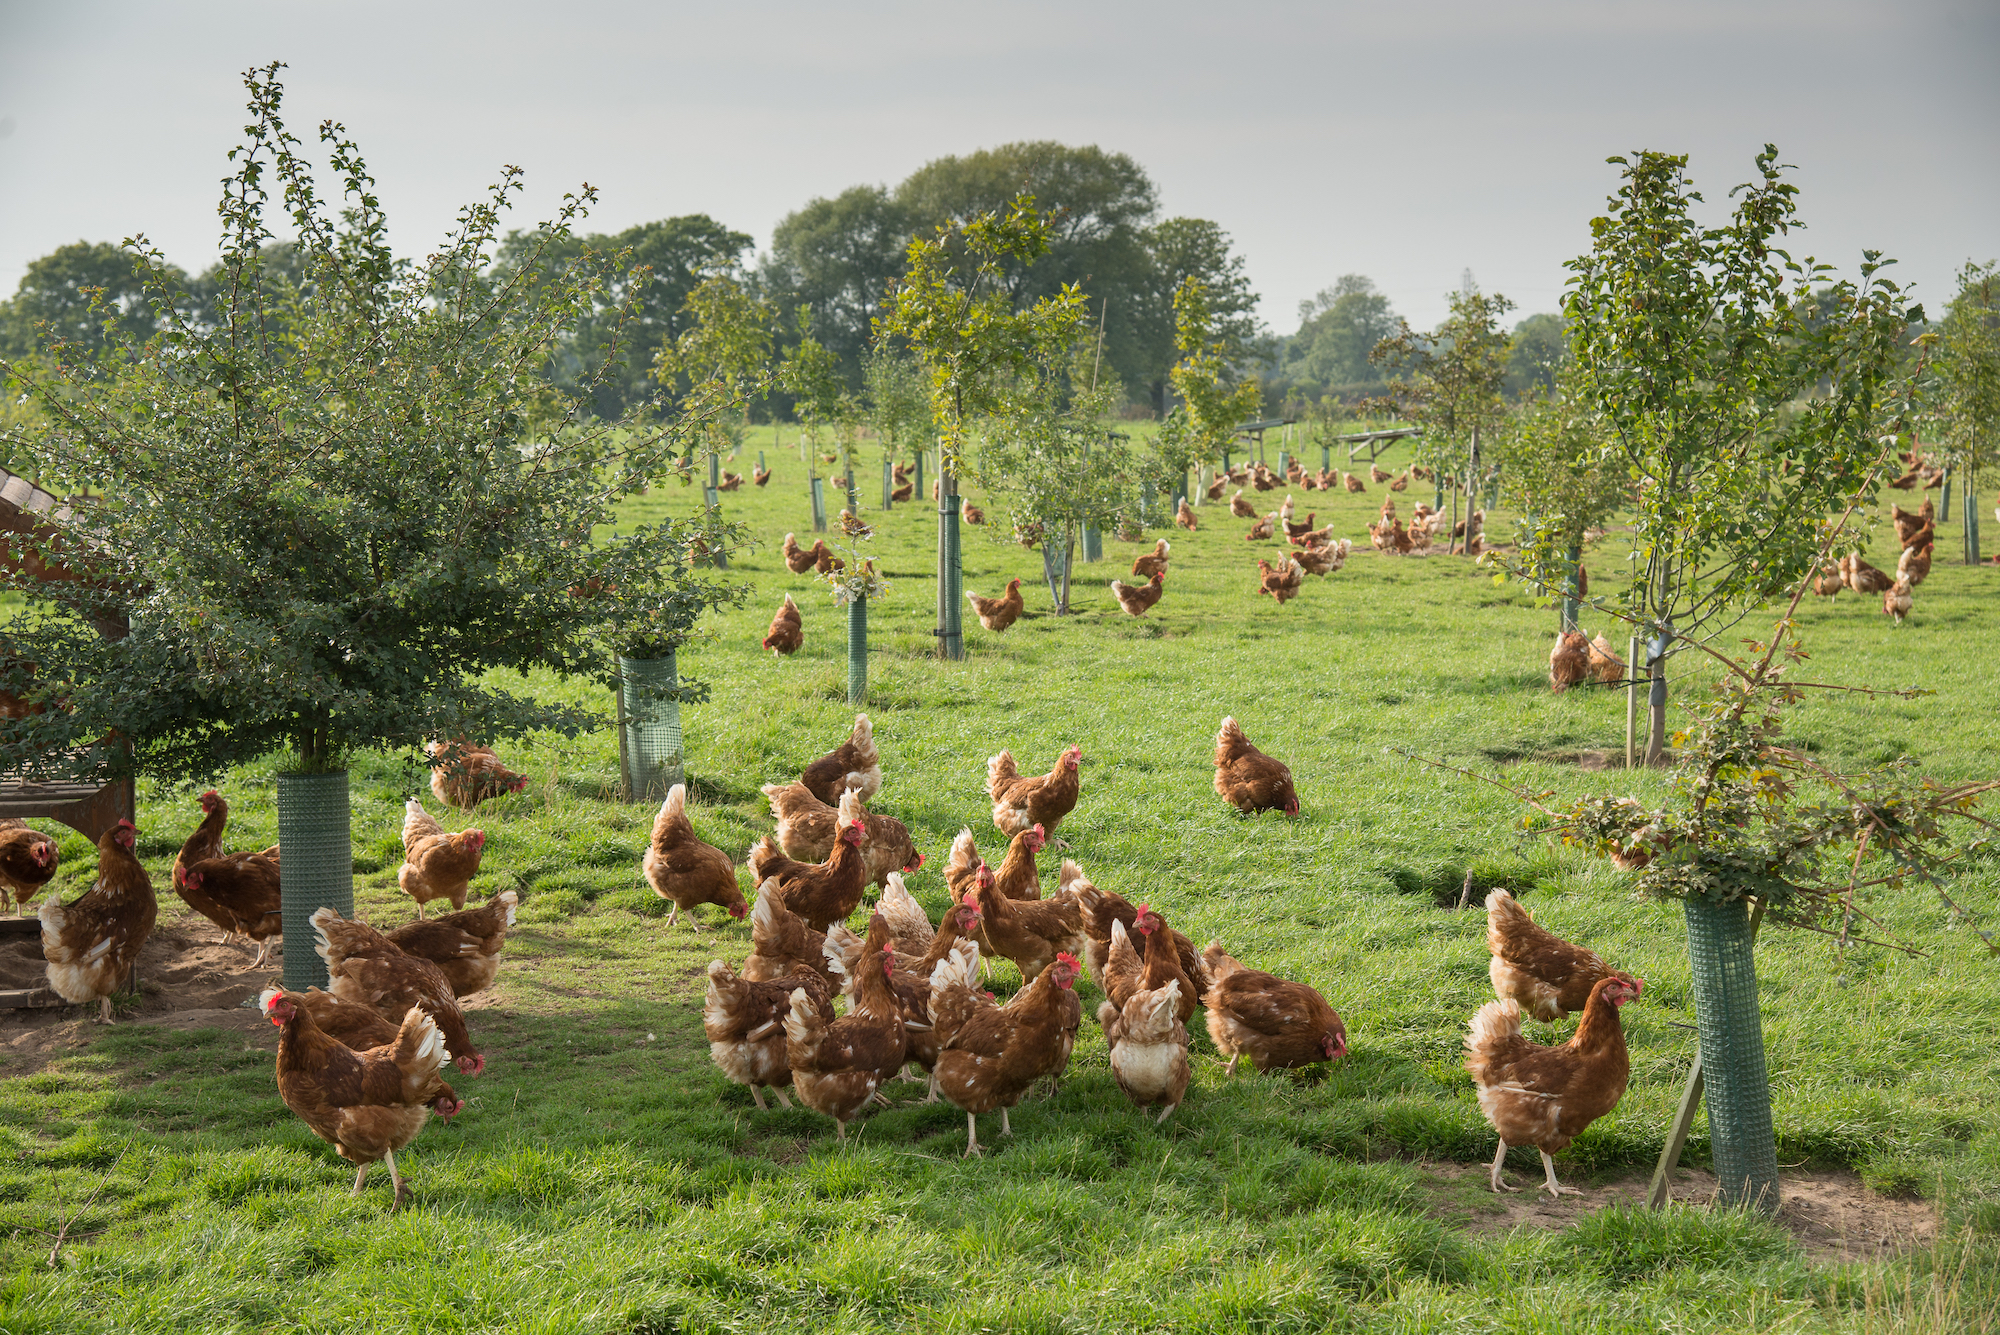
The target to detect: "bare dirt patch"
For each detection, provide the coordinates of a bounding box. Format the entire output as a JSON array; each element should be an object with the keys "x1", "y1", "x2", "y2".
[
  {"x1": 1425, "y1": 1161, "x2": 1938, "y2": 1263},
  {"x1": 2, "y1": 907, "x2": 284, "y2": 1073}
]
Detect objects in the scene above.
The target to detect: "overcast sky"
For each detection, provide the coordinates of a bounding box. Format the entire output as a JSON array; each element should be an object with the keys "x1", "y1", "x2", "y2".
[{"x1": 1, "y1": 0, "x2": 1994, "y2": 333}]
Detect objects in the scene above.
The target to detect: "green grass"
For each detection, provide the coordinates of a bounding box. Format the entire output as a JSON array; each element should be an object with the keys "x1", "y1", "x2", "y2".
[{"x1": 4, "y1": 437, "x2": 1998, "y2": 1332}]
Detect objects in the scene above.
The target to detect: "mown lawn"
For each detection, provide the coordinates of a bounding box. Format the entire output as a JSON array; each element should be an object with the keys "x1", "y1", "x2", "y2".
[{"x1": 3, "y1": 430, "x2": 1997, "y2": 1333}]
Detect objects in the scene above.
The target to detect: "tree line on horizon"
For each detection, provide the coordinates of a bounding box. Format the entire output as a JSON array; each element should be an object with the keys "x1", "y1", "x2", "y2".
[{"x1": 0, "y1": 139, "x2": 1569, "y2": 425}]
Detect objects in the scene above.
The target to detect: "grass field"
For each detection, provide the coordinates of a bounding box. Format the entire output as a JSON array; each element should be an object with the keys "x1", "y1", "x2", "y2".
[{"x1": 3, "y1": 428, "x2": 1998, "y2": 1333}]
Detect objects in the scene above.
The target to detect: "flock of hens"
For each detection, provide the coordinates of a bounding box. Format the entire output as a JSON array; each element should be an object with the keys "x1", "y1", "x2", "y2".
[
  {"x1": 638, "y1": 710, "x2": 1627, "y2": 1212},
  {"x1": 18, "y1": 451, "x2": 1815, "y2": 1212}
]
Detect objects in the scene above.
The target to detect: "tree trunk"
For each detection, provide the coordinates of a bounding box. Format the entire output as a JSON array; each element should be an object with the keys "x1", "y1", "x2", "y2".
[
  {"x1": 1966, "y1": 463, "x2": 1982, "y2": 565},
  {"x1": 1060, "y1": 525, "x2": 1076, "y2": 614},
  {"x1": 1644, "y1": 633, "x2": 1670, "y2": 766},
  {"x1": 1683, "y1": 895, "x2": 1780, "y2": 1212},
  {"x1": 936, "y1": 461, "x2": 964, "y2": 660},
  {"x1": 278, "y1": 769, "x2": 352, "y2": 991},
  {"x1": 1561, "y1": 542, "x2": 1582, "y2": 633}
]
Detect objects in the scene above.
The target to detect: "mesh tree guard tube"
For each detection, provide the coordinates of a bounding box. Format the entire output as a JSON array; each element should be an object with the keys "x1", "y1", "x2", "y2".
[
  {"x1": 810, "y1": 477, "x2": 827, "y2": 533},
  {"x1": 1684, "y1": 894, "x2": 1780, "y2": 1211},
  {"x1": 846, "y1": 594, "x2": 867, "y2": 705},
  {"x1": 936, "y1": 468, "x2": 964, "y2": 660},
  {"x1": 278, "y1": 770, "x2": 353, "y2": 991},
  {"x1": 619, "y1": 653, "x2": 684, "y2": 802}
]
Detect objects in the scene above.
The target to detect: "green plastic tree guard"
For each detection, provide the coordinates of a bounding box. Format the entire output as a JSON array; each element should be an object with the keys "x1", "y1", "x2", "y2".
[
  {"x1": 914, "y1": 451, "x2": 925, "y2": 506},
  {"x1": 846, "y1": 594, "x2": 867, "y2": 704},
  {"x1": 810, "y1": 477, "x2": 827, "y2": 532},
  {"x1": 1683, "y1": 894, "x2": 1780, "y2": 1212},
  {"x1": 937, "y1": 469, "x2": 964, "y2": 660},
  {"x1": 618, "y1": 653, "x2": 684, "y2": 803},
  {"x1": 881, "y1": 457, "x2": 894, "y2": 510},
  {"x1": 1083, "y1": 522, "x2": 1102, "y2": 563},
  {"x1": 1277, "y1": 450, "x2": 1289, "y2": 479},
  {"x1": 278, "y1": 770, "x2": 353, "y2": 991}
]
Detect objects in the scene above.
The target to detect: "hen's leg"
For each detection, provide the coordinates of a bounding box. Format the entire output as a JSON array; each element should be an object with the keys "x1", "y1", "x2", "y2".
[
  {"x1": 750, "y1": 1084, "x2": 769, "y2": 1112},
  {"x1": 999, "y1": 1107, "x2": 1012, "y2": 1137},
  {"x1": 923, "y1": 1073, "x2": 940, "y2": 1104},
  {"x1": 1223, "y1": 1053, "x2": 1241, "y2": 1078},
  {"x1": 351, "y1": 1164, "x2": 370, "y2": 1195},
  {"x1": 963, "y1": 1112, "x2": 983, "y2": 1158},
  {"x1": 1539, "y1": 1150, "x2": 1581, "y2": 1198},
  {"x1": 773, "y1": 1086, "x2": 793, "y2": 1109},
  {"x1": 665, "y1": 904, "x2": 680, "y2": 928},
  {"x1": 1156, "y1": 1102, "x2": 1178, "y2": 1125},
  {"x1": 833, "y1": 1119, "x2": 847, "y2": 1143},
  {"x1": 1488, "y1": 1138, "x2": 1520, "y2": 1193},
  {"x1": 385, "y1": 1149, "x2": 409, "y2": 1211},
  {"x1": 98, "y1": 995, "x2": 113, "y2": 1024}
]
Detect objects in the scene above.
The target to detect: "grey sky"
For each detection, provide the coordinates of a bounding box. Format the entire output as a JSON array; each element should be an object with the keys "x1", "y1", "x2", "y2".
[{"x1": 2, "y1": 0, "x2": 1994, "y2": 334}]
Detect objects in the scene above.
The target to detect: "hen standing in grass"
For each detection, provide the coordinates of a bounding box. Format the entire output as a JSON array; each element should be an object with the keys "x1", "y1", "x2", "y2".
[
  {"x1": 762, "y1": 782, "x2": 922, "y2": 888},
  {"x1": 1201, "y1": 942, "x2": 1345, "y2": 1075},
  {"x1": 1484, "y1": 889, "x2": 1640, "y2": 1022},
  {"x1": 928, "y1": 941, "x2": 1083, "y2": 1156},
  {"x1": 1549, "y1": 630, "x2": 1590, "y2": 693},
  {"x1": 1110, "y1": 572, "x2": 1165, "y2": 617},
  {"x1": 762, "y1": 594, "x2": 804, "y2": 656},
  {"x1": 967, "y1": 862, "x2": 1085, "y2": 982},
  {"x1": 782, "y1": 913, "x2": 908, "y2": 1140},
  {"x1": 966, "y1": 578, "x2": 1025, "y2": 634},
  {"x1": 642, "y1": 784, "x2": 746, "y2": 929},
  {"x1": 798, "y1": 714, "x2": 882, "y2": 805},
  {"x1": 1213, "y1": 716, "x2": 1299, "y2": 817},
  {"x1": 313, "y1": 907, "x2": 484, "y2": 1077},
  {"x1": 988, "y1": 744, "x2": 1083, "y2": 837},
  {"x1": 41, "y1": 820, "x2": 154, "y2": 1024},
  {"x1": 291, "y1": 989, "x2": 464, "y2": 1119},
  {"x1": 396, "y1": 800, "x2": 486, "y2": 919},
  {"x1": 263, "y1": 988, "x2": 456, "y2": 1211},
  {"x1": 386, "y1": 889, "x2": 520, "y2": 998},
  {"x1": 704, "y1": 957, "x2": 835, "y2": 1111},
  {"x1": 1465, "y1": 975, "x2": 1640, "y2": 1197},
  {"x1": 426, "y1": 739, "x2": 529, "y2": 809},
  {"x1": 1101, "y1": 975, "x2": 1190, "y2": 1124},
  {"x1": 749, "y1": 816, "x2": 870, "y2": 933}
]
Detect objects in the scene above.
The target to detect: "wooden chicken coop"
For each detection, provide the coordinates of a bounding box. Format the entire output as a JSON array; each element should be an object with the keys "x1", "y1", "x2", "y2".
[{"x1": 0, "y1": 464, "x2": 136, "y2": 1009}]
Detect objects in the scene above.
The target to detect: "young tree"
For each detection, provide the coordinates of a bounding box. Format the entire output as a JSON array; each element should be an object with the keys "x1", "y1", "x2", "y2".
[
  {"x1": 0, "y1": 65, "x2": 742, "y2": 984},
  {"x1": 657, "y1": 272, "x2": 774, "y2": 543},
  {"x1": 1372, "y1": 285, "x2": 1515, "y2": 556},
  {"x1": 1931, "y1": 261, "x2": 2000, "y2": 564},
  {"x1": 1563, "y1": 147, "x2": 1919, "y2": 763},
  {"x1": 880, "y1": 196, "x2": 1091, "y2": 660},
  {"x1": 974, "y1": 343, "x2": 1129, "y2": 613},
  {"x1": 1163, "y1": 276, "x2": 1262, "y2": 500},
  {"x1": 862, "y1": 343, "x2": 932, "y2": 503}
]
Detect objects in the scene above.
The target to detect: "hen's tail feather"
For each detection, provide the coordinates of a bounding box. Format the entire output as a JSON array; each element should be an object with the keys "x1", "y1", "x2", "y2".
[
  {"x1": 1464, "y1": 998, "x2": 1524, "y2": 1069},
  {"x1": 986, "y1": 751, "x2": 1018, "y2": 800}
]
